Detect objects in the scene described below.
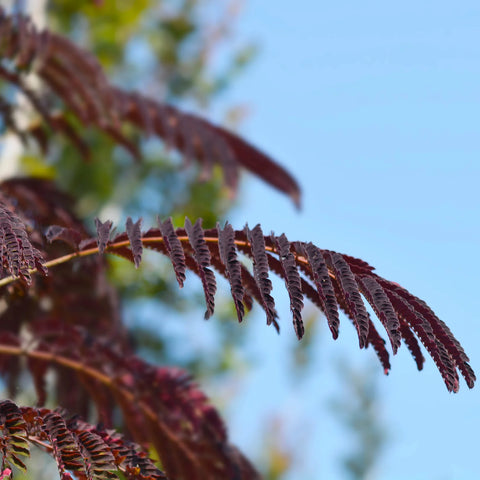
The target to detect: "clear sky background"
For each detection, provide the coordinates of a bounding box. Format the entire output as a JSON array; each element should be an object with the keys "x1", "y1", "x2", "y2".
[{"x1": 210, "y1": 2, "x2": 480, "y2": 479}]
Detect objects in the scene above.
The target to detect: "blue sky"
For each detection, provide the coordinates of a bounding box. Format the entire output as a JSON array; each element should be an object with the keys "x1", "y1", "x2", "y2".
[{"x1": 210, "y1": 2, "x2": 480, "y2": 479}]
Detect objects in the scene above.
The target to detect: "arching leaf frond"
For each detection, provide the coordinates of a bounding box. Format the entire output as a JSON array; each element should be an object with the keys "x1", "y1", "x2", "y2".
[
  {"x1": 20, "y1": 216, "x2": 474, "y2": 393},
  {"x1": 0, "y1": 8, "x2": 300, "y2": 206},
  {"x1": 0, "y1": 399, "x2": 165, "y2": 479},
  {"x1": 0, "y1": 323, "x2": 260, "y2": 480},
  {"x1": 0, "y1": 198, "x2": 46, "y2": 283}
]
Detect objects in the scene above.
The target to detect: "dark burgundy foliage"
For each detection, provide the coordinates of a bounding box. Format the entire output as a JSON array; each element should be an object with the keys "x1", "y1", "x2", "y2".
[
  {"x1": 243, "y1": 224, "x2": 278, "y2": 327},
  {"x1": 0, "y1": 400, "x2": 166, "y2": 479},
  {"x1": 299, "y1": 242, "x2": 340, "y2": 339},
  {"x1": 125, "y1": 217, "x2": 143, "y2": 268},
  {"x1": 42, "y1": 217, "x2": 475, "y2": 393},
  {"x1": 0, "y1": 199, "x2": 46, "y2": 283},
  {"x1": 365, "y1": 318, "x2": 392, "y2": 375},
  {"x1": 0, "y1": 323, "x2": 259, "y2": 480},
  {"x1": 0, "y1": 6, "x2": 475, "y2": 480},
  {"x1": 45, "y1": 224, "x2": 84, "y2": 250},
  {"x1": 158, "y1": 217, "x2": 186, "y2": 288},
  {"x1": 184, "y1": 218, "x2": 216, "y2": 319},
  {"x1": 217, "y1": 222, "x2": 245, "y2": 322},
  {"x1": 323, "y1": 251, "x2": 370, "y2": 349},
  {"x1": 357, "y1": 276, "x2": 401, "y2": 353},
  {"x1": 0, "y1": 8, "x2": 300, "y2": 206},
  {"x1": 0, "y1": 179, "x2": 131, "y2": 416},
  {"x1": 272, "y1": 234, "x2": 304, "y2": 339},
  {"x1": 95, "y1": 218, "x2": 113, "y2": 255},
  {"x1": 384, "y1": 289, "x2": 460, "y2": 392}
]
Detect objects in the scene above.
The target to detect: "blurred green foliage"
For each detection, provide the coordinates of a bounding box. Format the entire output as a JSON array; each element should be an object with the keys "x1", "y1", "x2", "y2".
[{"x1": 330, "y1": 361, "x2": 387, "y2": 480}]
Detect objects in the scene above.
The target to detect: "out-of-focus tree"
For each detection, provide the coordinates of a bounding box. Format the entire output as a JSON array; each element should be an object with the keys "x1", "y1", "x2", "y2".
[{"x1": 331, "y1": 361, "x2": 387, "y2": 480}]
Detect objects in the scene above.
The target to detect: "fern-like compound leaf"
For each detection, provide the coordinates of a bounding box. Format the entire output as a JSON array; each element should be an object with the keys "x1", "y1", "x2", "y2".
[
  {"x1": 300, "y1": 242, "x2": 340, "y2": 339},
  {"x1": 365, "y1": 318, "x2": 392, "y2": 375},
  {"x1": 185, "y1": 218, "x2": 216, "y2": 319},
  {"x1": 45, "y1": 225, "x2": 83, "y2": 250},
  {"x1": 40, "y1": 217, "x2": 475, "y2": 392},
  {"x1": 323, "y1": 251, "x2": 370, "y2": 349},
  {"x1": 0, "y1": 400, "x2": 29, "y2": 473},
  {"x1": 125, "y1": 217, "x2": 143, "y2": 269},
  {"x1": 357, "y1": 275, "x2": 401, "y2": 353},
  {"x1": 384, "y1": 282, "x2": 476, "y2": 389},
  {"x1": 398, "y1": 322, "x2": 425, "y2": 371},
  {"x1": 0, "y1": 200, "x2": 46, "y2": 283},
  {"x1": 0, "y1": 9, "x2": 300, "y2": 206},
  {"x1": 217, "y1": 222, "x2": 245, "y2": 322},
  {"x1": 243, "y1": 224, "x2": 278, "y2": 327},
  {"x1": 272, "y1": 234, "x2": 304, "y2": 339},
  {"x1": 43, "y1": 411, "x2": 86, "y2": 474},
  {"x1": 385, "y1": 289, "x2": 459, "y2": 392},
  {"x1": 0, "y1": 400, "x2": 166, "y2": 480},
  {"x1": 158, "y1": 218, "x2": 186, "y2": 288},
  {"x1": 0, "y1": 324, "x2": 260, "y2": 480},
  {"x1": 76, "y1": 430, "x2": 117, "y2": 479},
  {"x1": 94, "y1": 218, "x2": 113, "y2": 255}
]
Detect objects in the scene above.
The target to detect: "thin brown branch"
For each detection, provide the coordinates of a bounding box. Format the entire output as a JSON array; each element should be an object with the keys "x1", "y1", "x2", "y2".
[{"x1": 0, "y1": 235, "x2": 315, "y2": 288}]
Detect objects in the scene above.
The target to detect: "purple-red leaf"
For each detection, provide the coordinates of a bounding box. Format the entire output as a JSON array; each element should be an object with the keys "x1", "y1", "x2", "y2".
[
  {"x1": 125, "y1": 217, "x2": 143, "y2": 268},
  {"x1": 383, "y1": 282, "x2": 475, "y2": 389},
  {"x1": 158, "y1": 217, "x2": 186, "y2": 288},
  {"x1": 0, "y1": 9, "x2": 301, "y2": 207},
  {"x1": 365, "y1": 318, "x2": 391, "y2": 375},
  {"x1": 0, "y1": 200, "x2": 46, "y2": 282},
  {"x1": 94, "y1": 218, "x2": 113, "y2": 255},
  {"x1": 386, "y1": 289, "x2": 459, "y2": 392},
  {"x1": 184, "y1": 217, "x2": 216, "y2": 319},
  {"x1": 324, "y1": 252, "x2": 370, "y2": 349},
  {"x1": 300, "y1": 242, "x2": 340, "y2": 339},
  {"x1": 217, "y1": 222, "x2": 245, "y2": 322},
  {"x1": 398, "y1": 321, "x2": 425, "y2": 371},
  {"x1": 45, "y1": 225, "x2": 83, "y2": 250},
  {"x1": 357, "y1": 275, "x2": 401, "y2": 353},
  {"x1": 273, "y1": 234, "x2": 304, "y2": 339},
  {"x1": 244, "y1": 224, "x2": 278, "y2": 327}
]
